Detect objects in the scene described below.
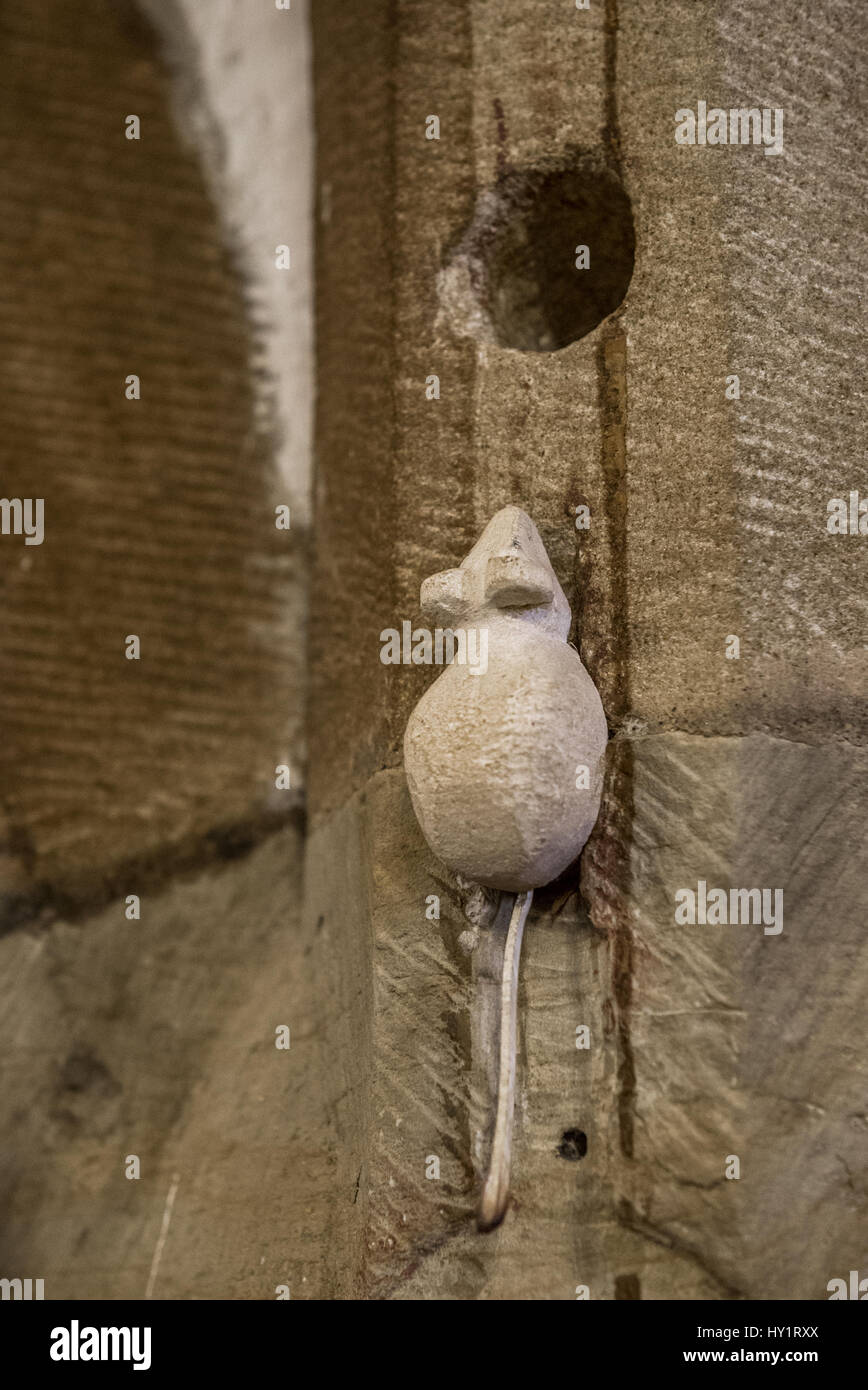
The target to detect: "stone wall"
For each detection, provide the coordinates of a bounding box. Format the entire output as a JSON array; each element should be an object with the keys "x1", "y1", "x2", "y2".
[{"x1": 0, "y1": 0, "x2": 864, "y2": 1302}]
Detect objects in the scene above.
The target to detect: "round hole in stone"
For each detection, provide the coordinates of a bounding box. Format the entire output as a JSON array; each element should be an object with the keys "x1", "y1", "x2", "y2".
[
  {"x1": 439, "y1": 151, "x2": 635, "y2": 353},
  {"x1": 557, "y1": 1127, "x2": 588, "y2": 1160}
]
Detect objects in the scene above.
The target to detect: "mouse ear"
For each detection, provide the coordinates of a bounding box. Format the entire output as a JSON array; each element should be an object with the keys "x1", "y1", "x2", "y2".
[
  {"x1": 420, "y1": 567, "x2": 469, "y2": 623},
  {"x1": 484, "y1": 553, "x2": 554, "y2": 608}
]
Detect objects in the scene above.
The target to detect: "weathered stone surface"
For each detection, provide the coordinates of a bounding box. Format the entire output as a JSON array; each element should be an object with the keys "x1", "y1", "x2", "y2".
[
  {"x1": 0, "y1": 0, "x2": 304, "y2": 914},
  {"x1": 586, "y1": 732, "x2": 868, "y2": 1300},
  {"x1": 0, "y1": 825, "x2": 330, "y2": 1300},
  {"x1": 302, "y1": 734, "x2": 866, "y2": 1300}
]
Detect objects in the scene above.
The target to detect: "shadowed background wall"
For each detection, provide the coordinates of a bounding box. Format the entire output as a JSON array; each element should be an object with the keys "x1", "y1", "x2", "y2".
[{"x1": 0, "y1": 0, "x2": 316, "y2": 1298}]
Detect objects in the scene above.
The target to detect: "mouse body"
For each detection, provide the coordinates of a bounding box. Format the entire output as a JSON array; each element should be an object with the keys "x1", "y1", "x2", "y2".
[{"x1": 404, "y1": 506, "x2": 607, "y2": 892}]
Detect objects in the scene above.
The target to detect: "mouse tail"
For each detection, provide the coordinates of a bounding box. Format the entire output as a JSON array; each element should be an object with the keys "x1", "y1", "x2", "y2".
[{"x1": 477, "y1": 888, "x2": 533, "y2": 1233}]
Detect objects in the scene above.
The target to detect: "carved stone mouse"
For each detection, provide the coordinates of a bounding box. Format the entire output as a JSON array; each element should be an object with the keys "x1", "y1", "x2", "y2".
[
  {"x1": 404, "y1": 505, "x2": 607, "y2": 892},
  {"x1": 403, "y1": 506, "x2": 608, "y2": 1232}
]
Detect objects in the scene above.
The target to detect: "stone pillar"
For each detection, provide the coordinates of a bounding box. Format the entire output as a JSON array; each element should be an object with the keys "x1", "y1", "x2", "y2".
[{"x1": 308, "y1": 0, "x2": 866, "y2": 1299}]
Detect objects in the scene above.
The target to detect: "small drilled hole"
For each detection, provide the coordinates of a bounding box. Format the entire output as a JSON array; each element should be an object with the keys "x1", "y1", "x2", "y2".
[
  {"x1": 440, "y1": 151, "x2": 635, "y2": 353},
  {"x1": 557, "y1": 1128, "x2": 588, "y2": 1160}
]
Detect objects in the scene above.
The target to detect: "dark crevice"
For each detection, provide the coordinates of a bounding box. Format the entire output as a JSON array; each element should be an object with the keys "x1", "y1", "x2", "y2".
[
  {"x1": 557, "y1": 1128, "x2": 588, "y2": 1160},
  {"x1": 596, "y1": 294, "x2": 636, "y2": 1162},
  {"x1": 595, "y1": 0, "x2": 633, "y2": 1160},
  {"x1": 602, "y1": 0, "x2": 623, "y2": 174}
]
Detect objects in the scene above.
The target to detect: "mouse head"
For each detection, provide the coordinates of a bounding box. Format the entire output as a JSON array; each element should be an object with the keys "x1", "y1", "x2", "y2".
[{"x1": 419, "y1": 505, "x2": 571, "y2": 639}]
